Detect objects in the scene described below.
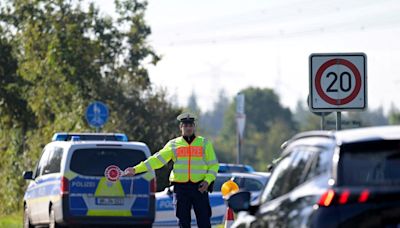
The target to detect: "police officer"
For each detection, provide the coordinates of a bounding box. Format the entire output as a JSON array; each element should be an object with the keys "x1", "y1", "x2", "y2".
[{"x1": 124, "y1": 112, "x2": 219, "y2": 228}]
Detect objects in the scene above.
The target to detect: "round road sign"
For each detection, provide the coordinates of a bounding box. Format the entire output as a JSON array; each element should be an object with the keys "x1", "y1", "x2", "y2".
[
  {"x1": 309, "y1": 53, "x2": 367, "y2": 111},
  {"x1": 315, "y1": 58, "x2": 361, "y2": 105},
  {"x1": 85, "y1": 101, "x2": 109, "y2": 128}
]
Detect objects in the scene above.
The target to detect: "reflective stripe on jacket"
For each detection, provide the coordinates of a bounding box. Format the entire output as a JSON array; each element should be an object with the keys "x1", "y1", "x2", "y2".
[{"x1": 134, "y1": 136, "x2": 219, "y2": 184}]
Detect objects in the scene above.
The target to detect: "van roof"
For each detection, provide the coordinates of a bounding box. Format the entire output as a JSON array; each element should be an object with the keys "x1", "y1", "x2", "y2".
[
  {"x1": 52, "y1": 132, "x2": 128, "y2": 142},
  {"x1": 47, "y1": 140, "x2": 148, "y2": 148}
]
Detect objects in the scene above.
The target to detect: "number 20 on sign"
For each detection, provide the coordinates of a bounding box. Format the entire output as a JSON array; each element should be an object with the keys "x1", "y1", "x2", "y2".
[{"x1": 309, "y1": 53, "x2": 367, "y2": 111}]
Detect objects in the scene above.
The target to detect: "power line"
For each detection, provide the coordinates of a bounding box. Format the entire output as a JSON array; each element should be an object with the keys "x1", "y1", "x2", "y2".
[{"x1": 149, "y1": 0, "x2": 400, "y2": 47}]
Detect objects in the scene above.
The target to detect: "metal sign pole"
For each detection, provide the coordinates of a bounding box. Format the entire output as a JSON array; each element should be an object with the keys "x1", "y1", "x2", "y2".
[
  {"x1": 336, "y1": 112, "x2": 342, "y2": 130},
  {"x1": 321, "y1": 113, "x2": 325, "y2": 130},
  {"x1": 237, "y1": 133, "x2": 241, "y2": 164},
  {"x1": 236, "y1": 93, "x2": 245, "y2": 164}
]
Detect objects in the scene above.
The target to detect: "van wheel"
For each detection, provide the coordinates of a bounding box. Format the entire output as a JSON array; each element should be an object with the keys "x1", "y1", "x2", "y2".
[
  {"x1": 49, "y1": 207, "x2": 63, "y2": 228},
  {"x1": 23, "y1": 206, "x2": 33, "y2": 228}
]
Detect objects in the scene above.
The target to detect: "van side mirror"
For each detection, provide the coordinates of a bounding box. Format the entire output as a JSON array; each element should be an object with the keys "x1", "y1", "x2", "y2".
[{"x1": 23, "y1": 171, "x2": 33, "y2": 180}]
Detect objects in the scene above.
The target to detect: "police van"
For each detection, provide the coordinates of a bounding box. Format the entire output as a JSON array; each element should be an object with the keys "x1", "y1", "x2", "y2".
[{"x1": 23, "y1": 133, "x2": 156, "y2": 228}]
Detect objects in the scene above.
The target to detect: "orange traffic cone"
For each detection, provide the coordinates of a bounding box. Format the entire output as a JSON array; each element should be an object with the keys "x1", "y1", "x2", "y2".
[{"x1": 224, "y1": 207, "x2": 235, "y2": 228}]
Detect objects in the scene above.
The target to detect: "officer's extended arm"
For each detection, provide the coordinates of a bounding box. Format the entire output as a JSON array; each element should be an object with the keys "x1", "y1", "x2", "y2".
[
  {"x1": 204, "y1": 141, "x2": 219, "y2": 185},
  {"x1": 133, "y1": 141, "x2": 174, "y2": 174}
]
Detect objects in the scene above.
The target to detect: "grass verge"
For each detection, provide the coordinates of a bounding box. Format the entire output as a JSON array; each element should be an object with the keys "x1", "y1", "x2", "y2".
[{"x1": 0, "y1": 212, "x2": 22, "y2": 228}]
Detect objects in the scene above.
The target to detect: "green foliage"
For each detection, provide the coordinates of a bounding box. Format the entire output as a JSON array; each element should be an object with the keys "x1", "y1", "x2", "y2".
[
  {"x1": 214, "y1": 87, "x2": 296, "y2": 171},
  {"x1": 294, "y1": 99, "x2": 389, "y2": 131},
  {"x1": 388, "y1": 104, "x2": 400, "y2": 125},
  {"x1": 186, "y1": 90, "x2": 201, "y2": 116},
  {"x1": 200, "y1": 90, "x2": 230, "y2": 137},
  {"x1": 0, "y1": 0, "x2": 179, "y2": 214},
  {"x1": 0, "y1": 211, "x2": 22, "y2": 227}
]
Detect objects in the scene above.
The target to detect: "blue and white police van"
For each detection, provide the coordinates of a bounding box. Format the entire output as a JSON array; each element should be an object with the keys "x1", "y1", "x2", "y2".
[{"x1": 23, "y1": 133, "x2": 156, "y2": 228}]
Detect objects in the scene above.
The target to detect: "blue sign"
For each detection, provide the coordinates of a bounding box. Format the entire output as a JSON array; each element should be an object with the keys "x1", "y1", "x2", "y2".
[{"x1": 85, "y1": 101, "x2": 109, "y2": 128}]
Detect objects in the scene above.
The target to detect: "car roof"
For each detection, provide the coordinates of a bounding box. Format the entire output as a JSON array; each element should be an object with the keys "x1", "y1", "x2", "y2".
[
  {"x1": 217, "y1": 172, "x2": 269, "y2": 180},
  {"x1": 219, "y1": 163, "x2": 248, "y2": 167},
  {"x1": 335, "y1": 125, "x2": 400, "y2": 143},
  {"x1": 288, "y1": 125, "x2": 400, "y2": 146}
]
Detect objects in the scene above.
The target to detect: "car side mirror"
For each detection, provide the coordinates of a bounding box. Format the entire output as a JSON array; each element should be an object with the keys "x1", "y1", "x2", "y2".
[
  {"x1": 227, "y1": 191, "x2": 251, "y2": 213},
  {"x1": 23, "y1": 171, "x2": 33, "y2": 180}
]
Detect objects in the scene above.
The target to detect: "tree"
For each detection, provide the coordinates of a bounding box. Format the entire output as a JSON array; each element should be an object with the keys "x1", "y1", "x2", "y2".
[
  {"x1": 0, "y1": 31, "x2": 35, "y2": 214},
  {"x1": 200, "y1": 89, "x2": 230, "y2": 137},
  {"x1": 388, "y1": 104, "x2": 400, "y2": 125},
  {"x1": 186, "y1": 90, "x2": 201, "y2": 115},
  {"x1": 0, "y1": 0, "x2": 179, "y2": 213},
  {"x1": 346, "y1": 107, "x2": 388, "y2": 127},
  {"x1": 293, "y1": 99, "x2": 327, "y2": 131},
  {"x1": 293, "y1": 99, "x2": 389, "y2": 131},
  {"x1": 215, "y1": 87, "x2": 296, "y2": 170}
]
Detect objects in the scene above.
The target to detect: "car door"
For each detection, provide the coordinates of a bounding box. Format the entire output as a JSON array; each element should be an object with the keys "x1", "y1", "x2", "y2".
[
  {"x1": 280, "y1": 146, "x2": 331, "y2": 227},
  {"x1": 36, "y1": 146, "x2": 56, "y2": 223},
  {"x1": 256, "y1": 147, "x2": 314, "y2": 227},
  {"x1": 40, "y1": 146, "x2": 64, "y2": 223},
  {"x1": 29, "y1": 147, "x2": 51, "y2": 224},
  {"x1": 256, "y1": 154, "x2": 295, "y2": 228}
]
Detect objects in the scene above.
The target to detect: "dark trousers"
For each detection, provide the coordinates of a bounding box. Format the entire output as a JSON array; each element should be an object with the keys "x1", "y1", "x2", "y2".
[{"x1": 174, "y1": 182, "x2": 212, "y2": 228}]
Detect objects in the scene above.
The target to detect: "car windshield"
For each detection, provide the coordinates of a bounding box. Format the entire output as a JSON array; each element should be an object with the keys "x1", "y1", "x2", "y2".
[
  {"x1": 339, "y1": 140, "x2": 400, "y2": 186},
  {"x1": 240, "y1": 177, "x2": 266, "y2": 191},
  {"x1": 213, "y1": 176, "x2": 237, "y2": 192},
  {"x1": 218, "y1": 164, "x2": 254, "y2": 173},
  {"x1": 70, "y1": 148, "x2": 146, "y2": 176}
]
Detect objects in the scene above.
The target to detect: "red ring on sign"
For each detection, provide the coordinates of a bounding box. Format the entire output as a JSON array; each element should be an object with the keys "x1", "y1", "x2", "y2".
[
  {"x1": 105, "y1": 165, "x2": 121, "y2": 182},
  {"x1": 315, "y1": 58, "x2": 362, "y2": 105}
]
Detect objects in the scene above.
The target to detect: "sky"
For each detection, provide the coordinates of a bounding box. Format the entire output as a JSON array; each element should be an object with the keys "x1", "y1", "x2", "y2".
[{"x1": 94, "y1": 0, "x2": 400, "y2": 113}]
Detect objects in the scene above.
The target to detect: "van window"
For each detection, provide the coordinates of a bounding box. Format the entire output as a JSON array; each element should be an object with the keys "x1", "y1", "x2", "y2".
[
  {"x1": 43, "y1": 147, "x2": 63, "y2": 175},
  {"x1": 70, "y1": 148, "x2": 146, "y2": 176},
  {"x1": 35, "y1": 148, "x2": 51, "y2": 178},
  {"x1": 339, "y1": 140, "x2": 400, "y2": 186}
]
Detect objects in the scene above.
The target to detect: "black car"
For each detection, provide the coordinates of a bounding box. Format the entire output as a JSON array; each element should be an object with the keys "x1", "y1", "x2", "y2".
[{"x1": 228, "y1": 126, "x2": 400, "y2": 228}]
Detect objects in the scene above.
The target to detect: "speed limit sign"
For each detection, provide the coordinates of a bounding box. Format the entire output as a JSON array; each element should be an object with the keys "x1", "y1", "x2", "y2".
[{"x1": 309, "y1": 53, "x2": 367, "y2": 111}]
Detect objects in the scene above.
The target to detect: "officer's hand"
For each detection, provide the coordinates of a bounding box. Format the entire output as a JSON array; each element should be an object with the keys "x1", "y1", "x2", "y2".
[
  {"x1": 123, "y1": 167, "x2": 135, "y2": 177},
  {"x1": 198, "y1": 181, "x2": 209, "y2": 193}
]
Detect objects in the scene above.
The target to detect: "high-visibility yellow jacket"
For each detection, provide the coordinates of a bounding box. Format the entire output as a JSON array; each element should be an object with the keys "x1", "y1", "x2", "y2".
[{"x1": 134, "y1": 136, "x2": 219, "y2": 184}]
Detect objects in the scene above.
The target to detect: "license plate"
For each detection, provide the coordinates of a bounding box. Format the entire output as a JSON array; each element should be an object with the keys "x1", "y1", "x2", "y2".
[{"x1": 95, "y1": 197, "x2": 124, "y2": 205}]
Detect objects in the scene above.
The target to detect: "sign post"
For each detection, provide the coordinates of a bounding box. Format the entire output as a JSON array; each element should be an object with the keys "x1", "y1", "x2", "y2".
[
  {"x1": 236, "y1": 93, "x2": 245, "y2": 164},
  {"x1": 309, "y1": 53, "x2": 367, "y2": 130},
  {"x1": 85, "y1": 101, "x2": 109, "y2": 132},
  {"x1": 307, "y1": 95, "x2": 332, "y2": 130}
]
